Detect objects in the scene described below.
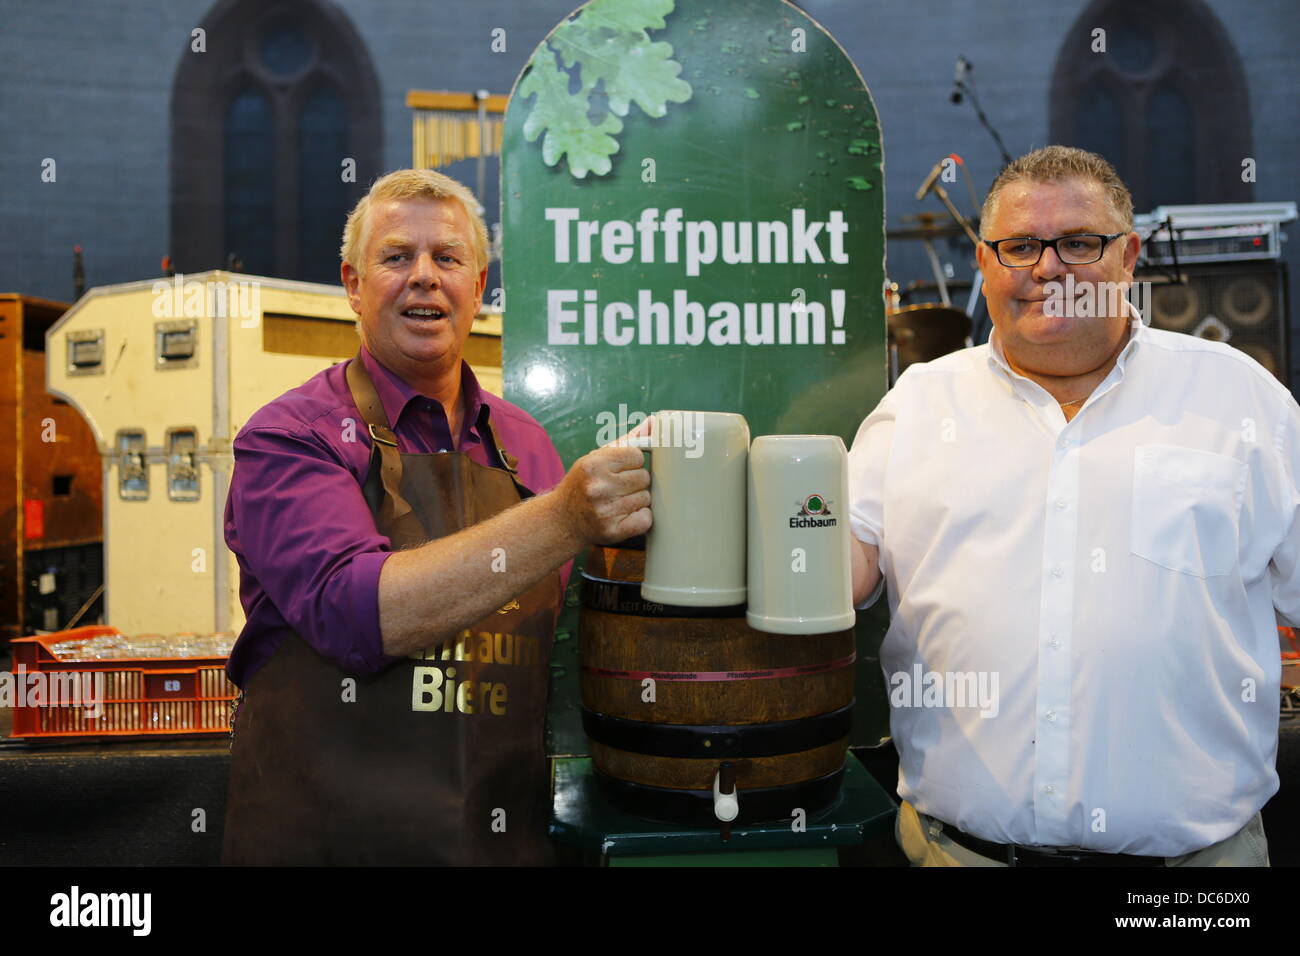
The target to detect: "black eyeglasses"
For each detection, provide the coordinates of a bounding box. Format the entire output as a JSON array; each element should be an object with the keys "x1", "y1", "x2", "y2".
[{"x1": 983, "y1": 233, "x2": 1125, "y2": 268}]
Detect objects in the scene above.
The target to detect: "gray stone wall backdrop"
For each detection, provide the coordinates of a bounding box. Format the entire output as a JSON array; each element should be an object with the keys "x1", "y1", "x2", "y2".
[
  {"x1": 1, "y1": 0, "x2": 1296, "y2": 380},
  {"x1": 803, "y1": 0, "x2": 1300, "y2": 382},
  {"x1": 0, "y1": 0, "x2": 580, "y2": 301},
  {"x1": 0, "y1": 0, "x2": 210, "y2": 299}
]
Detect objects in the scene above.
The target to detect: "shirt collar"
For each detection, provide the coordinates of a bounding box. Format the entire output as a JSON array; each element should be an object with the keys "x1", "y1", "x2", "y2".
[
  {"x1": 460, "y1": 363, "x2": 487, "y2": 445},
  {"x1": 986, "y1": 299, "x2": 1148, "y2": 384},
  {"x1": 357, "y1": 345, "x2": 488, "y2": 445}
]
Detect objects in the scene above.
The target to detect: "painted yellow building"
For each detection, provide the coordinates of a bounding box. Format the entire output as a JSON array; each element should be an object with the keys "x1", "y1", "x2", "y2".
[{"x1": 45, "y1": 271, "x2": 502, "y2": 636}]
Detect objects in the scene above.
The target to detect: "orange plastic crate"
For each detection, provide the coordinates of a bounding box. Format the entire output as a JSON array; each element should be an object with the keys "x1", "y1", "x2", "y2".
[
  {"x1": 8, "y1": 625, "x2": 237, "y2": 740},
  {"x1": 1283, "y1": 627, "x2": 1300, "y2": 691}
]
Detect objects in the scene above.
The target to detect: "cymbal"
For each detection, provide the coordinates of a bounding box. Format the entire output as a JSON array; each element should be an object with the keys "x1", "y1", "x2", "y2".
[
  {"x1": 888, "y1": 304, "x2": 971, "y2": 372},
  {"x1": 886, "y1": 222, "x2": 968, "y2": 240},
  {"x1": 888, "y1": 303, "x2": 971, "y2": 325}
]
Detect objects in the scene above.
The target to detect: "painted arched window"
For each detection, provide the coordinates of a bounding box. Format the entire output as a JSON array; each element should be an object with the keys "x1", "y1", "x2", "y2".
[
  {"x1": 1076, "y1": 81, "x2": 1124, "y2": 174},
  {"x1": 298, "y1": 84, "x2": 351, "y2": 284},
  {"x1": 224, "y1": 89, "x2": 277, "y2": 277},
  {"x1": 1049, "y1": 0, "x2": 1252, "y2": 212},
  {"x1": 1145, "y1": 85, "x2": 1196, "y2": 209},
  {"x1": 170, "y1": 0, "x2": 381, "y2": 282}
]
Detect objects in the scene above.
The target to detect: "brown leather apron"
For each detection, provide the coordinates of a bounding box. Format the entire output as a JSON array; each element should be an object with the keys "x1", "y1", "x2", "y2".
[{"x1": 222, "y1": 353, "x2": 562, "y2": 865}]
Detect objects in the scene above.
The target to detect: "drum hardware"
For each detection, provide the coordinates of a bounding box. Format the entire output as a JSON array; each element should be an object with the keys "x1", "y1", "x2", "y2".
[
  {"x1": 886, "y1": 303, "x2": 972, "y2": 384},
  {"x1": 912, "y1": 163, "x2": 981, "y2": 309},
  {"x1": 895, "y1": 157, "x2": 981, "y2": 314},
  {"x1": 915, "y1": 170, "x2": 977, "y2": 248},
  {"x1": 1282, "y1": 688, "x2": 1300, "y2": 720},
  {"x1": 885, "y1": 217, "x2": 969, "y2": 242},
  {"x1": 1282, "y1": 628, "x2": 1300, "y2": 720},
  {"x1": 883, "y1": 279, "x2": 901, "y2": 313},
  {"x1": 915, "y1": 157, "x2": 982, "y2": 249},
  {"x1": 899, "y1": 278, "x2": 974, "y2": 307}
]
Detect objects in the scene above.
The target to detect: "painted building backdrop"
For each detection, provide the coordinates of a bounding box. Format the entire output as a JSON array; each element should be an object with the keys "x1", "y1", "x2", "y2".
[{"x1": 1, "y1": 0, "x2": 1297, "y2": 382}]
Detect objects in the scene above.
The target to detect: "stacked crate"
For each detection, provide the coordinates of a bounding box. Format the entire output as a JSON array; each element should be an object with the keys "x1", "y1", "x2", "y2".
[{"x1": 9, "y1": 625, "x2": 239, "y2": 739}]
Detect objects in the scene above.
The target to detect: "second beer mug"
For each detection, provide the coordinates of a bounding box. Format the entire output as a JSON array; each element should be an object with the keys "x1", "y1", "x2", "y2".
[
  {"x1": 630, "y1": 410, "x2": 749, "y2": 607},
  {"x1": 747, "y1": 434, "x2": 854, "y2": 634}
]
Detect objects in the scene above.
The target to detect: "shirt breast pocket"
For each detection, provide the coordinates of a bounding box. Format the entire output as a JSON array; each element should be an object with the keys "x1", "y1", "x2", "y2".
[{"x1": 1130, "y1": 444, "x2": 1247, "y2": 578}]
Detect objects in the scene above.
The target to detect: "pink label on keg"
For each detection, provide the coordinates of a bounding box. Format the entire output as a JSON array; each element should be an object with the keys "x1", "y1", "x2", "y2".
[{"x1": 582, "y1": 652, "x2": 856, "y2": 682}]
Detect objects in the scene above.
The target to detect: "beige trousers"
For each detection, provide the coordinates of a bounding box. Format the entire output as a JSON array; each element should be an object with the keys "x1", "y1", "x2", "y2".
[{"x1": 897, "y1": 801, "x2": 1270, "y2": 867}]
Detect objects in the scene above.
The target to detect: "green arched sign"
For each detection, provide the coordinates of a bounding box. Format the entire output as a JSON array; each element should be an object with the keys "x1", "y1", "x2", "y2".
[{"x1": 502, "y1": 0, "x2": 890, "y2": 751}]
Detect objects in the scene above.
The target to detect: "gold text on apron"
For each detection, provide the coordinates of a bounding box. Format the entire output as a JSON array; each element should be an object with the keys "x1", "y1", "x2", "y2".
[{"x1": 408, "y1": 627, "x2": 542, "y2": 716}]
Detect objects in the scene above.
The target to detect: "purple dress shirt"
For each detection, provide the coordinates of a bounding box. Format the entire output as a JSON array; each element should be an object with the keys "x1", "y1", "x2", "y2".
[{"x1": 223, "y1": 345, "x2": 567, "y2": 688}]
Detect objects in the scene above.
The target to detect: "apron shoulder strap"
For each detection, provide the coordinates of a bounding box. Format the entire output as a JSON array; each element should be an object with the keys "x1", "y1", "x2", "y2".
[
  {"x1": 346, "y1": 351, "x2": 414, "y2": 521},
  {"x1": 477, "y1": 405, "x2": 535, "y2": 501},
  {"x1": 348, "y1": 350, "x2": 535, "y2": 509}
]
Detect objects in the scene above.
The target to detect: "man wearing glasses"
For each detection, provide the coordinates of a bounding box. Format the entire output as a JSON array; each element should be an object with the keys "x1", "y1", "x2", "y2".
[{"x1": 848, "y1": 145, "x2": 1300, "y2": 866}]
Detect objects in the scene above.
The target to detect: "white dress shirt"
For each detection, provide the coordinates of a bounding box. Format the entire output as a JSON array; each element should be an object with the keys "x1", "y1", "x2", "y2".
[{"x1": 848, "y1": 309, "x2": 1300, "y2": 855}]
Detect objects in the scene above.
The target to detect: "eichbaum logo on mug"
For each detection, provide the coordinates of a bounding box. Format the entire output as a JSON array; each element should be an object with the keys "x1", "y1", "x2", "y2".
[{"x1": 790, "y1": 494, "x2": 838, "y2": 528}]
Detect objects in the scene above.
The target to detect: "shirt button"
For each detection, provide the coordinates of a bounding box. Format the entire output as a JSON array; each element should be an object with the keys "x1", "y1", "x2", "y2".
[
  {"x1": 1057, "y1": 437, "x2": 1071, "y2": 450},
  {"x1": 1044, "y1": 785, "x2": 1055, "y2": 794},
  {"x1": 1051, "y1": 565, "x2": 1063, "y2": 577},
  {"x1": 1045, "y1": 709, "x2": 1056, "y2": 721},
  {"x1": 1055, "y1": 498, "x2": 1067, "y2": 510},
  {"x1": 1049, "y1": 638, "x2": 1061, "y2": 648}
]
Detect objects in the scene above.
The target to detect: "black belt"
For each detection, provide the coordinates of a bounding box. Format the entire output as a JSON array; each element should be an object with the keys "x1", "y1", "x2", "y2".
[{"x1": 935, "y1": 819, "x2": 1166, "y2": 867}]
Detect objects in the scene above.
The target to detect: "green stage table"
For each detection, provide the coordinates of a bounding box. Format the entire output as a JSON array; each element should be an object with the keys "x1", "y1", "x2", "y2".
[{"x1": 550, "y1": 751, "x2": 896, "y2": 866}]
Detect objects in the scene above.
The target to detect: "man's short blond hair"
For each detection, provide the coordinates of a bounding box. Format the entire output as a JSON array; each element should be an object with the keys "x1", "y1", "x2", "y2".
[
  {"x1": 340, "y1": 168, "x2": 489, "y2": 275},
  {"x1": 981, "y1": 145, "x2": 1134, "y2": 235}
]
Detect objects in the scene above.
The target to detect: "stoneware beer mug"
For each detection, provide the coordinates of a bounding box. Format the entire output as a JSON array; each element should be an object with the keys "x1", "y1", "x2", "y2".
[
  {"x1": 747, "y1": 434, "x2": 854, "y2": 634},
  {"x1": 628, "y1": 410, "x2": 749, "y2": 606}
]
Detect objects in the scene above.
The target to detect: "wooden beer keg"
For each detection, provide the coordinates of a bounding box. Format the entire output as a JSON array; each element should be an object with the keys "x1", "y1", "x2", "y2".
[{"x1": 580, "y1": 543, "x2": 855, "y2": 827}]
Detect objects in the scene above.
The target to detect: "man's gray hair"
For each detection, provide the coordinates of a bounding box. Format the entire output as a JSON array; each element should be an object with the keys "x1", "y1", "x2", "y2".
[
  {"x1": 981, "y1": 145, "x2": 1135, "y2": 235},
  {"x1": 340, "y1": 168, "x2": 489, "y2": 275}
]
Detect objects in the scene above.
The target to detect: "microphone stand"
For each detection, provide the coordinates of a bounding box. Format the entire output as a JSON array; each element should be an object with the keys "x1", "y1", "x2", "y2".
[
  {"x1": 911, "y1": 163, "x2": 981, "y2": 309},
  {"x1": 954, "y1": 72, "x2": 1013, "y2": 170},
  {"x1": 928, "y1": 183, "x2": 980, "y2": 248}
]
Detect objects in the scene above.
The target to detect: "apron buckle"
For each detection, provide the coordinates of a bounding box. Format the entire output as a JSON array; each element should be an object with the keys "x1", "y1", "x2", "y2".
[{"x1": 368, "y1": 423, "x2": 398, "y2": 447}]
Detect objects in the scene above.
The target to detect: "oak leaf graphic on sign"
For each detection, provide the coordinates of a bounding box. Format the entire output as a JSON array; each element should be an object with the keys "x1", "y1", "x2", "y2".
[
  {"x1": 519, "y1": 45, "x2": 623, "y2": 179},
  {"x1": 518, "y1": 0, "x2": 692, "y2": 179}
]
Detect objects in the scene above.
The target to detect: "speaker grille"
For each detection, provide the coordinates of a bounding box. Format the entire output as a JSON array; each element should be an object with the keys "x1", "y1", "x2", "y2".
[{"x1": 1140, "y1": 262, "x2": 1289, "y2": 386}]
